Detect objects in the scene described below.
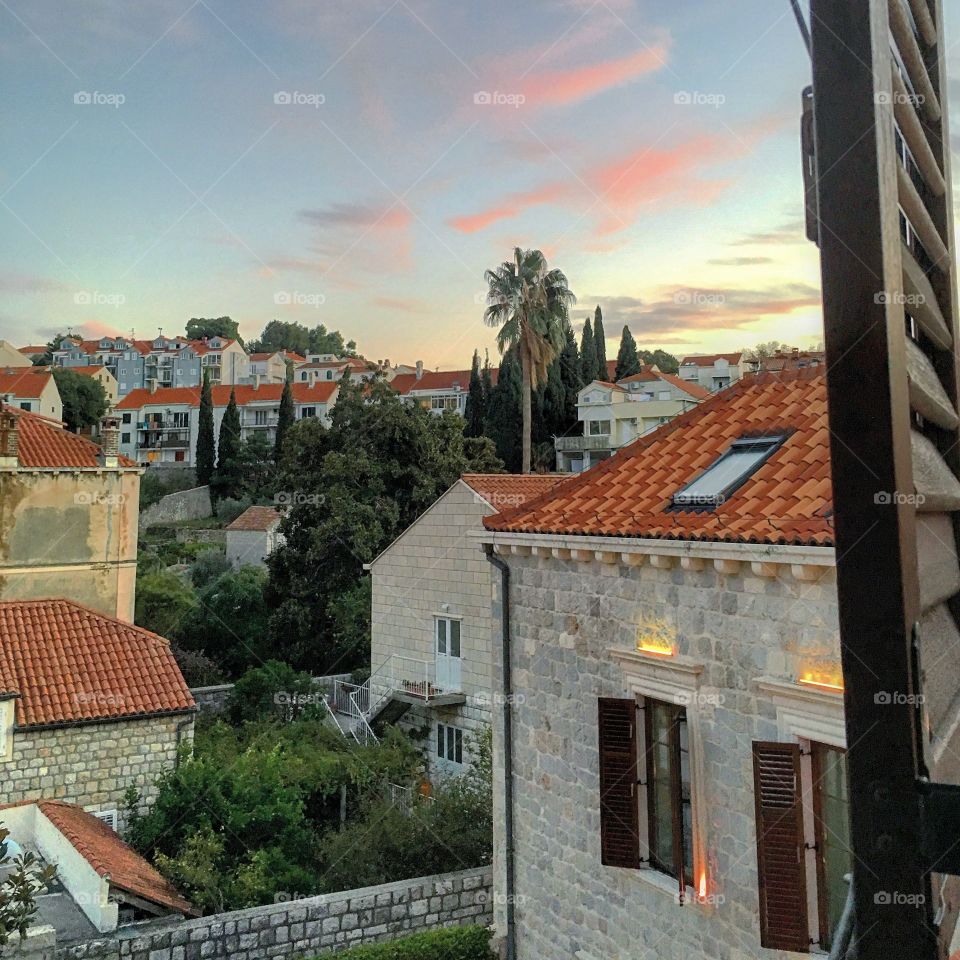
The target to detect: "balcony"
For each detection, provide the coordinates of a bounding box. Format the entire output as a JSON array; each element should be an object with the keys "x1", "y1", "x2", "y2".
[
  {"x1": 555, "y1": 434, "x2": 611, "y2": 452},
  {"x1": 244, "y1": 416, "x2": 279, "y2": 429},
  {"x1": 140, "y1": 434, "x2": 190, "y2": 450}
]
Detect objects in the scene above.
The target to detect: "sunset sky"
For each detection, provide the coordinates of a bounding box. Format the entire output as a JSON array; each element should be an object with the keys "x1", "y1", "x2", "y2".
[{"x1": 1, "y1": 0, "x2": 958, "y2": 367}]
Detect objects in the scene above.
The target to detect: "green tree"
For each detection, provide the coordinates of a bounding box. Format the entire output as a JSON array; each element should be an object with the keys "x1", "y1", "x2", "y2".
[
  {"x1": 615, "y1": 325, "x2": 642, "y2": 380},
  {"x1": 0, "y1": 825, "x2": 56, "y2": 946},
  {"x1": 226, "y1": 660, "x2": 316, "y2": 724},
  {"x1": 274, "y1": 378, "x2": 295, "y2": 461},
  {"x1": 558, "y1": 322, "x2": 582, "y2": 435},
  {"x1": 35, "y1": 333, "x2": 71, "y2": 366},
  {"x1": 482, "y1": 248, "x2": 575, "y2": 473},
  {"x1": 196, "y1": 370, "x2": 216, "y2": 486},
  {"x1": 134, "y1": 570, "x2": 196, "y2": 640},
  {"x1": 249, "y1": 320, "x2": 311, "y2": 356},
  {"x1": 580, "y1": 317, "x2": 597, "y2": 385},
  {"x1": 483, "y1": 346, "x2": 522, "y2": 472},
  {"x1": 50, "y1": 368, "x2": 108, "y2": 432},
  {"x1": 186, "y1": 317, "x2": 242, "y2": 345},
  {"x1": 639, "y1": 348, "x2": 680, "y2": 374},
  {"x1": 212, "y1": 388, "x2": 243, "y2": 501},
  {"x1": 464, "y1": 350, "x2": 486, "y2": 438},
  {"x1": 593, "y1": 305, "x2": 607, "y2": 380}
]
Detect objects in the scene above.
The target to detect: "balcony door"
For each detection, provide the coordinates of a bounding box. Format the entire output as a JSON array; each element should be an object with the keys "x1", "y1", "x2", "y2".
[{"x1": 435, "y1": 617, "x2": 462, "y2": 692}]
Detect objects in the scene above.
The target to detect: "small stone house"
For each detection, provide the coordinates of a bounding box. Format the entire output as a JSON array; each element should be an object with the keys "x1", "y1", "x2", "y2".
[
  {"x1": 0, "y1": 598, "x2": 196, "y2": 829},
  {"x1": 479, "y1": 369, "x2": 958, "y2": 958},
  {"x1": 226, "y1": 505, "x2": 286, "y2": 569},
  {"x1": 362, "y1": 474, "x2": 563, "y2": 777}
]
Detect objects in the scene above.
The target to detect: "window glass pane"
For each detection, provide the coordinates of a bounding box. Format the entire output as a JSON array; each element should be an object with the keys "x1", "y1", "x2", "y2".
[
  {"x1": 648, "y1": 701, "x2": 676, "y2": 874},
  {"x1": 817, "y1": 745, "x2": 852, "y2": 950},
  {"x1": 455, "y1": 729, "x2": 463, "y2": 764},
  {"x1": 436, "y1": 725, "x2": 444, "y2": 757},
  {"x1": 446, "y1": 726, "x2": 455, "y2": 760},
  {"x1": 436, "y1": 619, "x2": 447, "y2": 654},
  {"x1": 450, "y1": 620, "x2": 461, "y2": 657},
  {"x1": 674, "y1": 438, "x2": 781, "y2": 505},
  {"x1": 678, "y1": 715, "x2": 693, "y2": 877}
]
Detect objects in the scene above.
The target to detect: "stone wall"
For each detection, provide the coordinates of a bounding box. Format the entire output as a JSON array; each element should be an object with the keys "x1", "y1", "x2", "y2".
[
  {"x1": 489, "y1": 547, "x2": 840, "y2": 960},
  {"x1": 191, "y1": 676, "x2": 353, "y2": 715},
  {"x1": 54, "y1": 868, "x2": 492, "y2": 960},
  {"x1": 140, "y1": 486, "x2": 212, "y2": 530},
  {"x1": 174, "y1": 529, "x2": 225, "y2": 546},
  {"x1": 0, "y1": 715, "x2": 193, "y2": 830}
]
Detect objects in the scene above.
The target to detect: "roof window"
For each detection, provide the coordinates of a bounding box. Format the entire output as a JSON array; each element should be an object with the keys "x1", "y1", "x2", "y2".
[{"x1": 672, "y1": 435, "x2": 786, "y2": 509}]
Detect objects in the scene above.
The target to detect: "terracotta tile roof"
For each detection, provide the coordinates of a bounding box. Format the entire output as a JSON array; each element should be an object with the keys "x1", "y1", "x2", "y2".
[
  {"x1": 59, "y1": 365, "x2": 114, "y2": 378},
  {"x1": 115, "y1": 382, "x2": 337, "y2": 409},
  {"x1": 226, "y1": 505, "x2": 284, "y2": 531},
  {"x1": 187, "y1": 338, "x2": 237, "y2": 355},
  {"x1": 462, "y1": 473, "x2": 568, "y2": 510},
  {"x1": 605, "y1": 359, "x2": 617, "y2": 380},
  {"x1": 679, "y1": 352, "x2": 744, "y2": 366},
  {"x1": 3, "y1": 406, "x2": 138, "y2": 469},
  {"x1": 19, "y1": 346, "x2": 47, "y2": 355},
  {"x1": 615, "y1": 370, "x2": 710, "y2": 400},
  {"x1": 36, "y1": 801, "x2": 194, "y2": 914},
  {"x1": 391, "y1": 367, "x2": 500, "y2": 394},
  {"x1": 0, "y1": 370, "x2": 55, "y2": 399},
  {"x1": 0, "y1": 599, "x2": 195, "y2": 727},
  {"x1": 484, "y1": 369, "x2": 833, "y2": 546},
  {"x1": 586, "y1": 380, "x2": 627, "y2": 393}
]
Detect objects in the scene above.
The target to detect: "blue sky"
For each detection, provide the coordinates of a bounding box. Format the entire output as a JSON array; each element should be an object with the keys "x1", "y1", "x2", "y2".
[{"x1": 1, "y1": 0, "x2": 957, "y2": 367}]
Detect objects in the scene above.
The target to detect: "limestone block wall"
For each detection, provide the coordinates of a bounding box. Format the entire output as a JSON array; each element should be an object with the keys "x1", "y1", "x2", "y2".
[{"x1": 490, "y1": 548, "x2": 840, "y2": 960}]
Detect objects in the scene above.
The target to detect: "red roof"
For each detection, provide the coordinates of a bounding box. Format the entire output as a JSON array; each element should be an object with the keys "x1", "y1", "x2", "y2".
[
  {"x1": 226, "y1": 505, "x2": 284, "y2": 531},
  {"x1": 18, "y1": 346, "x2": 46, "y2": 355},
  {"x1": 680, "y1": 352, "x2": 743, "y2": 367},
  {"x1": 462, "y1": 473, "x2": 567, "y2": 510},
  {"x1": 115, "y1": 382, "x2": 337, "y2": 409},
  {"x1": 485, "y1": 369, "x2": 832, "y2": 546},
  {"x1": 391, "y1": 367, "x2": 501, "y2": 394},
  {"x1": 3, "y1": 406, "x2": 137, "y2": 469},
  {"x1": 0, "y1": 370, "x2": 56, "y2": 399},
  {"x1": 0, "y1": 599, "x2": 195, "y2": 727},
  {"x1": 614, "y1": 370, "x2": 710, "y2": 400},
  {"x1": 61, "y1": 365, "x2": 113, "y2": 378},
  {"x1": 35, "y1": 801, "x2": 193, "y2": 914}
]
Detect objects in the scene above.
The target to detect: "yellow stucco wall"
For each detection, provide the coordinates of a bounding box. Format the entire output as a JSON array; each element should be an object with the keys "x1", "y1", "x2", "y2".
[{"x1": 0, "y1": 468, "x2": 140, "y2": 621}]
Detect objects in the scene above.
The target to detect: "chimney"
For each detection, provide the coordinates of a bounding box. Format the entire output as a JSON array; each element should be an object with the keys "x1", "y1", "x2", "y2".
[
  {"x1": 149, "y1": 378, "x2": 158, "y2": 394},
  {"x1": 99, "y1": 417, "x2": 120, "y2": 468},
  {"x1": 0, "y1": 410, "x2": 19, "y2": 469},
  {"x1": 415, "y1": 360, "x2": 424, "y2": 381},
  {"x1": 253, "y1": 373, "x2": 261, "y2": 391}
]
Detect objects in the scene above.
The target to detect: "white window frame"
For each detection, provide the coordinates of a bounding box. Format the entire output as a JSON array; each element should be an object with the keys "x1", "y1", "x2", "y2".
[
  {"x1": 0, "y1": 697, "x2": 15, "y2": 762},
  {"x1": 436, "y1": 722, "x2": 464, "y2": 765},
  {"x1": 588, "y1": 419, "x2": 611, "y2": 437},
  {"x1": 90, "y1": 808, "x2": 118, "y2": 831}
]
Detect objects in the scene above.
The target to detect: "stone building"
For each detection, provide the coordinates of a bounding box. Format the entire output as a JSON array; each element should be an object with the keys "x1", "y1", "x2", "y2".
[
  {"x1": 359, "y1": 474, "x2": 563, "y2": 777},
  {"x1": 478, "y1": 370, "x2": 917, "y2": 958},
  {"x1": 0, "y1": 407, "x2": 141, "y2": 621},
  {"x1": 225, "y1": 504, "x2": 285, "y2": 569},
  {"x1": 0, "y1": 597, "x2": 196, "y2": 828}
]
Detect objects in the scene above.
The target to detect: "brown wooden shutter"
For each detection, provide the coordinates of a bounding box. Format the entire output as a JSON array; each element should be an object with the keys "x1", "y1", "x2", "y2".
[
  {"x1": 598, "y1": 697, "x2": 640, "y2": 868},
  {"x1": 752, "y1": 741, "x2": 809, "y2": 952}
]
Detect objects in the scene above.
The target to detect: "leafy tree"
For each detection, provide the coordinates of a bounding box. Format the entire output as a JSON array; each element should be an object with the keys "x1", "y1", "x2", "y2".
[
  {"x1": 186, "y1": 317, "x2": 242, "y2": 345},
  {"x1": 249, "y1": 320, "x2": 311, "y2": 356},
  {"x1": 615, "y1": 325, "x2": 642, "y2": 380},
  {"x1": 483, "y1": 248, "x2": 575, "y2": 473},
  {"x1": 234, "y1": 432, "x2": 276, "y2": 500},
  {"x1": 538, "y1": 351, "x2": 566, "y2": 451},
  {"x1": 275, "y1": 377, "x2": 295, "y2": 461},
  {"x1": 35, "y1": 333, "x2": 71, "y2": 366},
  {"x1": 593, "y1": 305, "x2": 607, "y2": 380},
  {"x1": 639, "y1": 349, "x2": 680, "y2": 374},
  {"x1": 0, "y1": 826, "x2": 57, "y2": 945},
  {"x1": 309, "y1": 324, "x2": 356, "y2": 357},
  {"x1": 170, "y1": 644, "x2": 225, "y2": 687},
  {"x1": 196, "y1": 370, "x2": 216, "y2": 486},
  {"x1": 483, "y1": 346, "x2": 522, "y2": 472},
  {"x1": 464, "y1": 350, "x2": 486, "y2": 438},
  {"x1": 267, "y1": 380, "x2": 502, "y2": 671},
  {"x1": 212, "y1": 389, "x2": 243, "y2": 501},
  {"x1": 189, "y1": 550, "x2": 232, "y2": 589},
  {"x1": 50, "y1": 368, "x2": 108, "y2": 432},
  {"x1": 134, "y1": 569, "x2": 196, "y2": 640},
  {"x1": 179, "y1": 567, "x2": 272, "y2": 677},
  {"x1": 580, "y1": 317, "x2": 597, "y2": 385},
  {"x1": 226, "y1": 660, "x2": 316, "y2": 724},
  {"x1": 558, "y1": 322, "x2": 582, "y2": 435}
]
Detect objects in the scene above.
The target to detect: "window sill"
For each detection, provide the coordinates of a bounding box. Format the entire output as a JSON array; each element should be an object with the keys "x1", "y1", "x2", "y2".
[{"x1": 626, "y1": 867, "x2": 717, "y2": 912}]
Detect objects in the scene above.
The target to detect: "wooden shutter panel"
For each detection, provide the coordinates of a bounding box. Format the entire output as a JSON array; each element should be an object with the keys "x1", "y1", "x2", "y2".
[
  {"x1": 598, "y1": 697, "x2": 640, "y2": 868},
  {"x1": 752, "y1": 741, "x2": 809, "y2": 952}
]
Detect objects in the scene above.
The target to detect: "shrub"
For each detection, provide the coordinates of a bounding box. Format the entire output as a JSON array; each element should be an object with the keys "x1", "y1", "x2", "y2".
[
  {"x1": 189, "y1": 550, "x2": 232, "y2": 588},
  {"x1": 225, "y1": 661, "x2": 316, "y2": 724},
  {"x1": 215, "y1": 497, "x2": 252, "y2": 526},
  {"x1": 171, "y1": 644, "x2": 225, "y2": 687},
  {"x1": 312, "y1": 925, "x2": 494, "y2": 959}
]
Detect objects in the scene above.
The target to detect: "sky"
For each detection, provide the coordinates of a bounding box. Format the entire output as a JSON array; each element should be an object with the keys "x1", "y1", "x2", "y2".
[{"x1": 0, "y1": 0, "x2": 958, "y2": 368}]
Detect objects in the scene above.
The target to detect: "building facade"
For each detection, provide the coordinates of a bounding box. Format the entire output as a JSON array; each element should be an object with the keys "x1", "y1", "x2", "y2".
[
  {"x1": 0, "y1": 370, "x2": 63, "y2": 422},
  {"x1": 678, "y1": 353, "x2": 750, "y2": 392},
  {"x1": 225, "y1": 505, "x2": 286, "y2": 569}
]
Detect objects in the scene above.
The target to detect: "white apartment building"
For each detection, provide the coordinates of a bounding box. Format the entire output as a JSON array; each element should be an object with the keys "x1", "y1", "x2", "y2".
[{"x1": 678, "y1": 353, "x2": 751, "y2": 392}]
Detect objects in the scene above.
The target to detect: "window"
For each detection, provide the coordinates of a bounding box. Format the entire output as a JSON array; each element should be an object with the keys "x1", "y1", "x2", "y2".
[
  {"x1": 431, "y1": 396, "x2": 459, "y2": 411},
  {"x1": 254, "y1": 409, "x2": 268, "y2": 426},
  {"x1": 300, "y1": 406, "x2": 316, "y2": 419},
  {"x1": 91, "y1": 809, "x2": 118, "y2": 831},
  {"x1": 301, "y1": 372, "x2": 308, "y2": 381},
  {"x1": 175, "y1": 451, "x2": 186, "y2": 462},
  {"x1": 811, "y1": 742, "x2": 851, "y2": 951},
  {"x1": 19, "y1": 402, "x2": 31, "y2": 412},
  {"x1": 436, "y1": 723, "x2": 463, "y2": 764},
  {"x1": 672, "y1": 435, "x2": 786, "y2": 508},
  {"x1": 588, "y1": 420, "x2": 611, "y2": 436},
  {"x1": 173, "y1": 412, "x2": 189, "y2": 428},
  {"x1": 122, "y1": 413, "x2": 131, "y2": 424},
  {"x1": 121, "y1": 433, "x2": 130, "y2": 444},
  {"x1": 435, "y1": 617, "x2": 461, "y2": 657},
  {"x1": 326, "y1": 370, "x2": 333, "y2": 380}
]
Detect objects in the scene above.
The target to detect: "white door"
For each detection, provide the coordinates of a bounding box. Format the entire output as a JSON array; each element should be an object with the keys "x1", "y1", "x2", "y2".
[{"x1": 435, "y1": 617, "x2": 462, "y2": 692}]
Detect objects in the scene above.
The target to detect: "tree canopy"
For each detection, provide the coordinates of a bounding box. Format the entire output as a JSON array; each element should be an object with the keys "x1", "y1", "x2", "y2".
[
  {"x1": 50, "y1": 368, "x2": 108, "y2": 432},
  {"x1": 247, "y1": 320, "x2": 358, "y2": 358},
  {"x1": 593, "y1": 305, "x2": 607, "y2": 381},
  {"x1": 186, "y1": 317, "x2": 242, "y2": 345},
  {"x1": 580, "y1": 317, "x2": 597, "y2": 385},
  {"x1": 614, "y1": 325, "x2": 642, "y2": 380},
  {"x1": 195, "y1": 369, "x2": 216, "y2": 486}
]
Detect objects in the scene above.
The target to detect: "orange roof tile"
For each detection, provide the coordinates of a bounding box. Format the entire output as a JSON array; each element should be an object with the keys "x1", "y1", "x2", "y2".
[
  {"x1": 391, "y1": 368, "x2": 500, "y2": 394},
  {"x1": 484, "y1": 369, "x2": 833, "y2": 546},
  {"x1": 18, "y1": 346, "x2": 47, "y2": 355},
  {"x1": 462, "y1": 473, "x2": 568, "y2": 510},
  {"x1": 0, "y1": 599, "x2": 195, "y2": 727},
  {"x1": 226, "y1": 505, "x2": 284, "y2": 531},
  {"x1": 36, "y1": 801, "x2": 194, "y2": 914},
  {"x1": 679, "y1": 352, "x2": 744, "y2": 366},
  {"x1": 115, "y1": 382, "x2": 337, "y2": 409},
  {"x1": 0, "y1": 370, "x2": 56, "y2": 399},
  {"x1": 3, "y1": 406, "x2": 137, "y2": 469}
]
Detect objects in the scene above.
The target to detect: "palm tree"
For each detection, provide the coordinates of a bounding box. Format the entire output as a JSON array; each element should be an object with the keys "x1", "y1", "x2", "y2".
[{"x1": 483, "y1": 248, "x2": 576, "y2": 472}]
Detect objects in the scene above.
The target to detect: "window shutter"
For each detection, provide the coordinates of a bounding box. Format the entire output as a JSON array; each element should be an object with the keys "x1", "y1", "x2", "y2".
[
  {"x1": 752, "y1": 741, "x2": 809, "y2": 952},
  {"x1": 598, "y1": 698, "x2": 640, "y2": 868}
]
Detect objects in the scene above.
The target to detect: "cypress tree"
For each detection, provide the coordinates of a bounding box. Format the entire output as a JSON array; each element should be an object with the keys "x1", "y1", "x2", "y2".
[
  {"x1": 593, "y1": 305, "x2": 608, "y2": 381},
  {"x1": 274, "y1": 377, "x2": 295, "y2": 462},
  {"x1": 213, "y1": 388, "x2": 243, "y2": 500},
  {"x1": 580, "y1": 317, "x2": 596, "y2": 385},
  {"x1": 559, "y1": 322, "x2": 582, "y2": 434},
  {"x1": 484, "y1": 346, "x2": 522, "y2": 472},
  {"x1": 464, "y1": 349, "x2": 485, "y2": 438},
  {"x1": 481, "y1": 350, "x2": 494, "y2": 401},
  {"x1": 615, "y1": 325, "x2": 642, "y2": 381},
  {"x1": 195, "y1": 369, "x2": 216, "y2": 485}
]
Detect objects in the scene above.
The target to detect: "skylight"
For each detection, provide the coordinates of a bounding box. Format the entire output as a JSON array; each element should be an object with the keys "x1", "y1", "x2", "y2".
[{"x1": 672, "y1": 435, "x2": 785, "y2": 509}]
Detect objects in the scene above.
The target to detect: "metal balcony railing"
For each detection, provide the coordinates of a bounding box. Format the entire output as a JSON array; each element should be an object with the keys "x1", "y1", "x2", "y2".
[{"x1": 555, "y1": 434, "x2": 611, "y2": 452}]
